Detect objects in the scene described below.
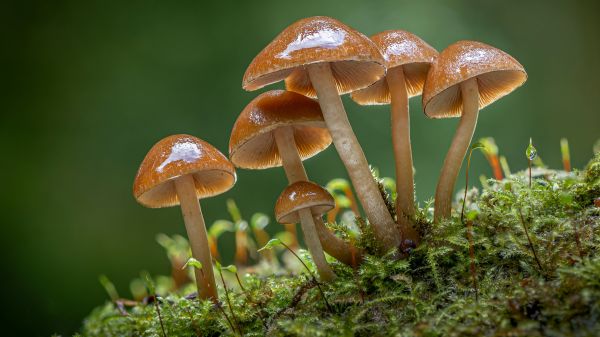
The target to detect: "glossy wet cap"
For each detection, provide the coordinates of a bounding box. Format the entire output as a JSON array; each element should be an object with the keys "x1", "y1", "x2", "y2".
[
  {"x1": 422, "y1": 40, "x2": 527, "y2": 118},
  {"x1": 229, "y1": 90, "x2": 332, "y2": 169},
  {"x1": 243, "y1": 16, "x2": 385, "y2": 98},
  {"x1": 275, "y1": 181, "x2": 335, "y2": 224},
  {"x1": 351, "y1": 30, "x2": 438, "y2": 105},
  {"x1": 133, "y1": 134, "x2": 236, "y2": 208}
]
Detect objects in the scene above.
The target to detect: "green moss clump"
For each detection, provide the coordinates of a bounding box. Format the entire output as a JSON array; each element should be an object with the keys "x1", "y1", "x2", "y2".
[{"x1": 79, "y1": 154, "x2": 600, "y2": 337}]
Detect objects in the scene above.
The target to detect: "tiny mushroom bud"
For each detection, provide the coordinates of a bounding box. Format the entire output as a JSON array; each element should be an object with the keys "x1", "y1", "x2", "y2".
[
  {"x1": 243, "y1": 16, "x2": 400, "y2": 252},
  {"x1": 422, "y1": 41, "x2": 527, "y2": 222},
  {"x1": 352, "y1": 30, "x2": 438, "y2": 246},
  {"x1": 275, "y1": 181, "x2": 336, "y2": 281},
  {"x1": 133, "y1": 134, "x2": 236, "y2": 301},
  {"x1": 229, "y1": 90, "x2": 361, "y2": 266}
]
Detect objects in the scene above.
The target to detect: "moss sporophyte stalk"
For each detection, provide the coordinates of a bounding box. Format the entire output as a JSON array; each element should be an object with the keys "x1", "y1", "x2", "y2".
[{"x1": 80, "y1": 15, "x2": 600, "y2": 337}]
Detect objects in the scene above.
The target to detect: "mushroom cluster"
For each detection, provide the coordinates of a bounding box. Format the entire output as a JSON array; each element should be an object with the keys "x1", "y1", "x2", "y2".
[{"x1": 132, "y1": 16, "x2": 527, "y2": 300}]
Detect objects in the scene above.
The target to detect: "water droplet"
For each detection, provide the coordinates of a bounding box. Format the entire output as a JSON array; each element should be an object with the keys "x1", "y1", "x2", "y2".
[{"x1": 526, "y1": 138, "x2": 537, "y2": 161}]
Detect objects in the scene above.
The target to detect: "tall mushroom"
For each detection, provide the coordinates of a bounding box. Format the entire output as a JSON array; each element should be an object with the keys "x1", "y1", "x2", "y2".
[
  {"x1": 275, "y1": 181, "x2": 336, "y2": 280},
  {"x1": 229, "y1": 90, "x2": 360, "y2": 266},
  {"x1": 242, "y1": 16, "x2": 400, "y2": 252},
  {"x1": 133, "y1": 134, "x2": 236, "y2": 301},
  {"x1": 422, "y1": 41, "x2": 527, "y2": 222},
  {"x1": 351, "y1": 30, "x2": 438, "y2": 247}
]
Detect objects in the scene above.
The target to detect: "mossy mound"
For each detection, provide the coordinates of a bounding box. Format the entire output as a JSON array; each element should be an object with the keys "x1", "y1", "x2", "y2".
[{"x1": 79, "y1": 154, "x2": 600, "y2": 337}]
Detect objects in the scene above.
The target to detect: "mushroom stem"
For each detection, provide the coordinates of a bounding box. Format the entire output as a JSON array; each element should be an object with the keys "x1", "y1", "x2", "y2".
[
  {"x1": 298, "y1": 208, "x2": 336, "y2": 281},
  {"x1": 386, "y1": 66, "x2": 419, "y2": 245},
  {"x1": 307, "y1": 62, "x2": 400, "y2": 251},
  {"x1": 274, "y1": 127, "x2": 360, "y2": 266},
  {"x1": 174, "y1": 175, "x2": 218, "y2": 301},
  {"x1": 433, "y1": 78, "x2": 480, "y2": 222}
]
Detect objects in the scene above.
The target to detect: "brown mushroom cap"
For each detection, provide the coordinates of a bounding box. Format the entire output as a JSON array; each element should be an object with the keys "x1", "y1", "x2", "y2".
[
  {"x1": 351, "y1": 30, "x2": 438, "y2": 105},
  {"x1": 229, "y1": 90, "x2": 332, "y2": 169},
  {"x1": 422, "y1": 40, "x2": 527, "y2": 119},
  {"x1": 133, "y1": 134, "x2": 236, "y2": 208},
  {"x1": 242, "y1": 16, "x2": 385, "y2": 98},
  {"x1": 275, "y1": 181, "x2": 335, "y2": 224}
]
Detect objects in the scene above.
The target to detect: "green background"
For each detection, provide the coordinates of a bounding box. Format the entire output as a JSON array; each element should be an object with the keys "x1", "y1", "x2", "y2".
[{"x1": 1, "y1": 0, "x2": 598, "y2": 335}]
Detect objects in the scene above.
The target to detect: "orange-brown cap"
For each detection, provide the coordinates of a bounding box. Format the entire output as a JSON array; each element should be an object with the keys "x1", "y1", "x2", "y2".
[
  {"x1": 422, "y1": 40, "x2": 527, "y2": 118},
  {"x1": 275, "y1": 181, "x2": 335, "y2": 224},
  {"x1": 351, "y1": 30, "x2": 438, "y2": 105},
  {"x1": 242, "y1": 16, "x2": 385, "y2": 98},
  {"x1": 229, "y1": 90, "x2": 332, "y2": 169},
  {"x1": 133, "y1": 134, "x2": 236, "y2": 208}
]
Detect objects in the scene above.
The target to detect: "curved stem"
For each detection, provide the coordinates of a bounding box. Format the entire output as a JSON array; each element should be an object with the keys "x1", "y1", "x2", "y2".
[
  {"x1": 314, "y1": 218, "x2": 362, "y2": 265},
  {"x1": 174, "y1": 175, "x2": 218, "y2": 301},
  {"x1": 386, "y1": 66, "x2": 419, "y2": 246},
  {"x1": 307, "y1": 62, "x2": 400, "y2": 252},
  {"x1": 433, "y1": 78, "x2": 480, "y2": 222},
  {"x1": 299, "y1": 208, "x2": 336, "y2": 281},
  {"x1": 274, "y1": 127, "x2": 362, "y2": 266}
]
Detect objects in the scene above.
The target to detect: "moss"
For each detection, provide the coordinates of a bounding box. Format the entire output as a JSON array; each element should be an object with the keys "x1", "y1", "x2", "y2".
[{"x1": 79, "y1": 154, "x2": 600, "y2": 337}]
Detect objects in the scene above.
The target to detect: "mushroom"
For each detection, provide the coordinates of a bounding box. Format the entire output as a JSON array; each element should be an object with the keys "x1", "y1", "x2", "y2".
[
  {"x1": 351, "y1": 30, "x2": 438, "y2": 247},
  {"x1": 133, "y1": 134, "x2": 236, "y2": 301},
  {"x1": 242, "y1": 16, "x2": 400, "y2": 251},
  {"x1": 229, "y1": 90, "x2": 360, "y2": 266},
  {"x1": 275, "y1": 181, "x2": 336, "y2": 280},
  {"x1": 422, "y1": 41, "x2": 527, "y2": 221}
]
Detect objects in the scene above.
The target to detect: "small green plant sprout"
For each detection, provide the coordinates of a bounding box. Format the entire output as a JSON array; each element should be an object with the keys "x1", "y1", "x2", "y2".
[
  {"x1": 250, "y1": 213, "x2": 274, "y2": 263},
  {"x1": 561, "y1": 138, "x2": 571, "y2": 172},
  {"x1": 129, "y1": 278, "x2": 147, "y2": 301},
  {"x1": 243, "y1": 17, "x2": 401, "y2": 252},
  {"x1": 133, "y1": 135, "x2": 237, "y2": 302},
  {"x1": 500, "y1": 155, "x2": 511, "y2": 177},
  {"x1": 258, "y1": 238, "x2": 333, "y2": 312},
  {"x1": 156, "y1": 234, "x2": 191, "y2": 289},
  {"x1": 215, "y1": 261, "x2": 242, "y2": 336},
  {"x1": 351, "y1": 30, "x2": 438, "y2": 248},
  {"x1": 423, "y1": 41, "x2": 527, "y2": 222},
  {"x1": 461, "y1": 141, "x2": 485, "y2": 223},
  {"x1": 99, "y1": 275, "x2": 119, "y2": 302},
  {"x1": 526, "y1": 137, "x2": 537, "y2": 188},
  {"x1": 221, "y1": 263, "x2": 268, "y2": 329},
  {"x1": 478, "y1": 137, "x2": 503, "y2": 180},
  {"x1": 208, "y1": 220, "x2": 234, "y2": 260},
  {"x1": 326, "y1": 178, "x2": 359, "y2": 222},
  {"x1": 275, "y1": 181, "x2": 337, "y2": 281},
  {"x1": 141, "y1": 271, "x2": 167, "y2": 337},
  {"x1": 594, "y1": 139, "x2": 600, "y2": 154},
  {"x1": 226, "y1": 199, "x2": 253, "y2": 266}
]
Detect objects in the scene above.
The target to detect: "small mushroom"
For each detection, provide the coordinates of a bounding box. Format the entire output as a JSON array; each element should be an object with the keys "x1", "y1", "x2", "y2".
[
  {"x1": 352, "y1": 30, "x2": 438, "y2": 246},
  {"x1": 422, "y1": 41, "x2": 527, "y2": 221},
  {"x1": 229, "y1": 90, "x2": 360, "y2": 266},
  {"x1": 133, "y1": 134, "x2": 236, "y2": 301},
  {"x1": 242, "y1": 16, "x2": 400, "y2": 251},
  {"x1": 275, "y1": 181, "x2": 336, "y2": 281}
]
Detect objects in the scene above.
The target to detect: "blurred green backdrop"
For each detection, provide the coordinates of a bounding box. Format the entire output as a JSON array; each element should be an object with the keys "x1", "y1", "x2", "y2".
[{"x1": 1, "y1": 0, "x2": 599, "y2": 335}]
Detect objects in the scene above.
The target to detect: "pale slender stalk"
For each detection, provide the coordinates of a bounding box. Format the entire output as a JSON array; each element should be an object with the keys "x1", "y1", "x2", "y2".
[
  {"x1": 274, "y1": 127, "x2": 361, "y2": 266},
  {"x1": 299, "y1": 208, "x2": 336, "y2": 281},
  {"x1": 433, "y1": 78, "x2": 480, "y2": 222},
  {"x1": 307, "y1": 62, "x2": 400, "y2": 251},
  {"x1": 386, "y1": 66, "x2": 419, "y2": 245},
  {"x1": 174, "y1": 175, "x2": 218, "y2": 301}
]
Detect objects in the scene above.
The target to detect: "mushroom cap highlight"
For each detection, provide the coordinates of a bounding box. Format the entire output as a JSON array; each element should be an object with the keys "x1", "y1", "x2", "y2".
[
  {"x1": 422, "y1": 40, "x2": 527, "y2": 119},
  {"x1": 229, "y1": 90, "x2": 332, "y2": 169},
  {"x1": 352, "y1": 30, "x2": 438, "y2": 105},
  {"x1": 242, "y1": 16, "x2": 385, "y2": 98},
  {"x1": 133, "y1": 134, "x2": 236, "y2": 208},
  {"x1": 275, "y1": 181, "x2": 335, "y2": 224}
]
